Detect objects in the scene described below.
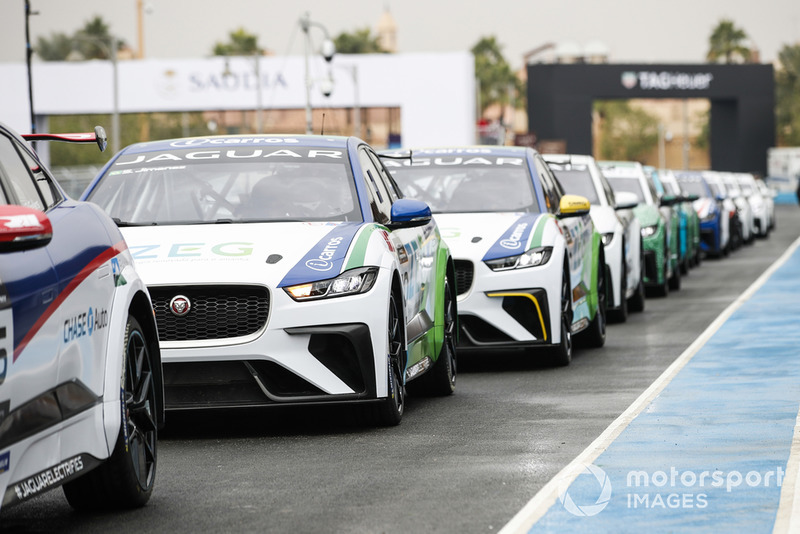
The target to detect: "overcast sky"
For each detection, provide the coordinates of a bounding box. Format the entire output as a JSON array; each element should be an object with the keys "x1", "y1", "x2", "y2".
[{"x1": 1, "y1": 0, "x2": 799, "y2": 67}]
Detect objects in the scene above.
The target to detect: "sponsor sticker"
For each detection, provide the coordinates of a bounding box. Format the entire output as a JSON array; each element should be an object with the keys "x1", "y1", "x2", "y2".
[
  {"x1": 278, "y1": 223, "x2": 362, "y2": 287},
  {"x1": 482, "y1": 213, "x2": 543, "y2": 261},
  {"x1": 0, "y1": 451, "x2": 9, "y2": 474}
]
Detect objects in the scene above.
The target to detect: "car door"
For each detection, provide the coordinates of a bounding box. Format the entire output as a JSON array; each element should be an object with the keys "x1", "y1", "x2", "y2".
[
  {"x1": 534, "y1": 155, "x2": 594, "y2": 319},
  {"x1": 357, "y1": 147, "x2": 431, "y2": 365},
  {"x1": 0, "y1": 131, "x2": 60, "y2": 416}
]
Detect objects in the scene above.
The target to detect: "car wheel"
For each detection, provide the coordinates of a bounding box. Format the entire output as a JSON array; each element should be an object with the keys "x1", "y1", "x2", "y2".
[
  {"x1": 367, "y1": 291, "x2": 405, "y2": 426},
  {"x1": 410, "y1": 278, "x2": 456, "y2": 396},
  {"x1": 550, "y1": 267, "x2": 573, "y2": 366},
  {"x1": 583, "y1": 261, "x2": 607, "y2": 348},
  {"x1": 63, "y1": 315, "x2": 158, "y2": 510},
  {"x1": 608, "y1": 255, "x2": 628, "y2": 323}
]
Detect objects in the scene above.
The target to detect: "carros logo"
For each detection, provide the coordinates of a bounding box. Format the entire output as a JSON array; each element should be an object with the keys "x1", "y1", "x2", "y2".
[
  {"x1": 305, "y1": 236, "x2": 344, "y2": 271},
  {"x1": 557, "y1": 463, "x2": 613, "y2": 517},
  {"x1": 500, "y1": 223, "x2": 528, "y2": 250},
  {"x1": 169, "y1": 137, "x2": 299, "y2": 148},
  {"x1": 305, "y1": 259, "x2": 333, "y2": 271}
]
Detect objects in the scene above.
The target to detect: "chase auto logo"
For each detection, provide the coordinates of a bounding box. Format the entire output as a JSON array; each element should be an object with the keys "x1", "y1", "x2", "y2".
[
  {"x1": 500, "y1": 223, "x2": 528, "y2": 250},
  {"x1": 170, "y1": 295, "x2": 191, "y2": 317},
  {"x1": 305, "y1": 236, "x2": 344, "y2": 271},
  {"x1": 621, "y1": 72, "x2": 638, "y2": 89}
]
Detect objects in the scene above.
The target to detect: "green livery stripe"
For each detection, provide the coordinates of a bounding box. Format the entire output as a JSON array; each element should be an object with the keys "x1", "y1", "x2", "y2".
[
  {"x1": 589, "y1": 230, "x2": 600, "y2": 318},
  {"x1": 344, "y1": 224, "x2": 382, "y2": 270},
  {"x1": 528, "y1": 214, "x2": 551, "y2": 249}
]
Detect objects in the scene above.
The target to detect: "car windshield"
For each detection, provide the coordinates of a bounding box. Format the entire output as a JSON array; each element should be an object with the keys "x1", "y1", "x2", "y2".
[
  {"x1": 385, "y1": 156, "x2": 539, "y2": 213},
  {"x1": 548, "y1": 165, "x2": 600, "y2": 205},
  {"x1": 677, "y1": 179, "x2": 709, "y2": 198},
  {"x1": 605, "y1": 177, "x2": 645, "y2": 203},
  {"x1": 87, "y1": 146, "x2": 362, "y2": 224}
]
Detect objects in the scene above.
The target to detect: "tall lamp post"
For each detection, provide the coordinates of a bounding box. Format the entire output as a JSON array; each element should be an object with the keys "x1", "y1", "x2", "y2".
[
  {"x1": 299, "y1": 12, "x2": 335, "y2": 135},
  {"x1": 25, "y1": 0, "x2": 38, "y2": 134},
  {"x1": 67, "y1": 37, "x2": 120, "y2": 154}
]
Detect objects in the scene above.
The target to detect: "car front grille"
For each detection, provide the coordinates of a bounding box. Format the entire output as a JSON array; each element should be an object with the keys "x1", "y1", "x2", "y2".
[
  {"x1": 149, "y1": 285, "x2": 270, "y2": 341},
  {"x1": 454, "y1": 260, "x2": 474, "y2": 296}
]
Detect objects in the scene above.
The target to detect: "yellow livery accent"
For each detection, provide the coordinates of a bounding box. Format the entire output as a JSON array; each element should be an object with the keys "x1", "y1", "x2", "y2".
[{"x1": 486, "y1": 292, "x2": 548, "y2": 341}]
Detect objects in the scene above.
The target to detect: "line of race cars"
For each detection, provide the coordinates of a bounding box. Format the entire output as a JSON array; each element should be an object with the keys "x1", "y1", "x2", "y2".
[{"x1": 0, "y1": 124, "x2": 777, "y2": 515}]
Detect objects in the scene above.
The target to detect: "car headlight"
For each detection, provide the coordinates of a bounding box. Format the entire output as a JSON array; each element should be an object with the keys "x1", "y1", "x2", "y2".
[
  {"x1": 641, "y1": 225, "x2": 658, "y2": 237},
  {"x1": 601, "y1": 232, "x2": 615, "y2": 246},
  {"x1": 484, "y1": 246, "x2": 553, "y2": 271},
  {"x1": 284, "y1": 267, "x2": 378, "y2": 301}
]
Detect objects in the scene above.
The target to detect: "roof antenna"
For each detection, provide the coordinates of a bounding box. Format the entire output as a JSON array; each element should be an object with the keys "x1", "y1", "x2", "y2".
[{"x1": 320, "y1": 113, "x2": 326, "y2": 135}]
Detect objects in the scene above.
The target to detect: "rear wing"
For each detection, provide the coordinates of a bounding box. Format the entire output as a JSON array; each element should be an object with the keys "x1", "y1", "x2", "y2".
[{"x1": 22, "y1": 125, "x2": 107, "y2": 152}]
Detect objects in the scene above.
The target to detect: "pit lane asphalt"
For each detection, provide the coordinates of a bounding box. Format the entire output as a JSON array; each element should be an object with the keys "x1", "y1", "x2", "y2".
[{"x1": 3, "y1": 205, "x2": 799, "y2": 534}]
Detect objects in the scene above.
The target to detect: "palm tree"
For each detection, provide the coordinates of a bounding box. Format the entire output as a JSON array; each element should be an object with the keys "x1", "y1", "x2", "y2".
[{"x1": 706, "y1": 19, "x2": 751, "y2": 63}]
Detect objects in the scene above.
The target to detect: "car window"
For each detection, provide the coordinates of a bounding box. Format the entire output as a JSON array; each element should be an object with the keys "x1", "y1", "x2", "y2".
[
  {"x1": 358, "y1": 148, "x2": 392, "y2": 224},
  {"x1": 385, "y1": 153, "x2": 538, "y2": 214},
  {"x1": 366, "y1": 150, "x2": 402, "y2": 202},
  {"x1": 0, "y1": 133, "x2": 45, "y2": 210},
  {"x1": 89, "y1": 145, "x2": 361, "y2": 224},
  {"x1": 548, "y1": 164, "x2": 600, "y2": 205},
  {"x1": 20, "y1": 148, "x2": 61, "y2": 208},
  {"x1": 533, "y1": 155, "x2": 562, "y2": 213}
]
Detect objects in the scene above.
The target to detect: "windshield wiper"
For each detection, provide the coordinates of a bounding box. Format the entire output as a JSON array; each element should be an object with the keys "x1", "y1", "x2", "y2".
[{"x1": 113, "y1": 218, "x2": 159, "y2": 227}]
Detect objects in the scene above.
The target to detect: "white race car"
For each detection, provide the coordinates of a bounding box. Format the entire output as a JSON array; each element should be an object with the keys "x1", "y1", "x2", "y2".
[
  {"x1": 0, "y1": 122, "x2": 163, "y2": 513},
  {"x1": 383, "y1": 146, "x2": 607, "y2": 366},
  {"x1": 84, "y1": 135, "x2": 456, "y2": 426},
  {"x1": 544, "y1": 154, "x2": 644, "y2": 322}
]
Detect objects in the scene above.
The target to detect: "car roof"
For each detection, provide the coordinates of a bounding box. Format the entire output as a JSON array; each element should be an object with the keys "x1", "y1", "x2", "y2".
[
  {"x1": 392, "y1": 145, "x2": 533, "y2": 158},
  {"x1": 116, "y1": 134, "x2": 354, "y2": 154}
]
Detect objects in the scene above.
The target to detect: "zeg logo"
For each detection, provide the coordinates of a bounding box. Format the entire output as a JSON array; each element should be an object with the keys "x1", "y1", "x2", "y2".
[{"x1": 305, "y1": 259, "x2": 333, "y2": 271}]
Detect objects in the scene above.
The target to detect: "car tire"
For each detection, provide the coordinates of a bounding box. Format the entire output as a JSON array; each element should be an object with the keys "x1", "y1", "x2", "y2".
[
  {"x1": 409, "y1": 278, "x2": 457, "y2": 396},
  {"x1": 608, "y1": 255, "x2": 628, "y2": 323},
  {"x1": 550, "y1": 267, "x2": 573, "y2": 367},
  {"x1": 63, "y1": 315, "x2": 158, "y2": 510},
  {"x1": 366, "y1": 291, "x2": 405, "y2": 426},
  {"x1": 583, "y1": 260, "x2": 607, "y2": 348}
]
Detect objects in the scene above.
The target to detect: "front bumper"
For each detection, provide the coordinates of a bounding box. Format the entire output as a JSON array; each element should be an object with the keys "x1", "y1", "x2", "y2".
[
  {"x1": 453, "y1": 255, "x2": 562, "y2": 351},
  {"x1": 154, "y1": 275, "x2": 392, "y2": 410}
]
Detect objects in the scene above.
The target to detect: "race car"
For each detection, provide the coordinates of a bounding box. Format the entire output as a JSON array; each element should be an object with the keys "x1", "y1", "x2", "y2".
[
  {"x1": 382, "y1": 146, "x2": 607, "y2": 367},
  {"x1": 704, "y1": 171, "x2": 742, "y2": 252},
  {"x1": 544, "y1": 153, "x2": 644, "y2": 322},
  {"x1": 659, "y1": 169, "x2": 702, "y2": 270},
  {"x1": 643, "y1": 165, "x2": 683, "y2": 290},
  {"x1": 736, "y1": 173, "x2": 770, "y2": 238},
  {"x1": 599, "y1": 161, "x2": 675, "y2": 297},
  {"x1": 83, "y1": 135, "x2": 456, "y2": 426},
  {"x1": 676, "y1": 171, "x2": 730, "y2": 257},
  {"x1": 0, "y1": 122, "x2": 164, "y2": 513}
]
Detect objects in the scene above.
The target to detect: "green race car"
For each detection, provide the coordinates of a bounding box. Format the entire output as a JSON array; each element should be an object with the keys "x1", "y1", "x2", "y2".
[{"x1": 599, "y1": 161, "x2": 677, "y2": 297}]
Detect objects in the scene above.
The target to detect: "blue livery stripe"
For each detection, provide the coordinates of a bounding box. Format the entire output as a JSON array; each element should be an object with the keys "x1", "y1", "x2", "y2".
[
  {"x1": 278, "y1": 223, "x2": 364, "y2": 288},
  {"x1": 482, "y1": 213, "x2": 543, "y2": 261}
]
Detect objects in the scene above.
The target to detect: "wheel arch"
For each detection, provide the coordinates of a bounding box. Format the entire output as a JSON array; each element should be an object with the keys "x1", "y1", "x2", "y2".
[{"x1": 128, "y1": 290, "x2": 165, "y2": 431}]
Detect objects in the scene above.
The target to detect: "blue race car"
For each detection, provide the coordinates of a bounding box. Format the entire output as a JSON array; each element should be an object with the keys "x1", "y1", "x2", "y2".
[
  {"x1": 0, "y1": 122, "x2": 164, "y2": 513},
  {"x1": 676, "y1": 171, "x2": 728, "y2": 257}
]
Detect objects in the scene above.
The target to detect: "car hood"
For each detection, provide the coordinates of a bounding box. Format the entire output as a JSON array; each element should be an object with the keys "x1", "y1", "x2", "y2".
[
  {"x1": 120, "y1": 221, "x2": 371, "y2": 288},
  {"x1": 633, "y1": 204, "x2": 662, "y2": 228},
  {"x1": 433, "y1": 211, "x2": 552, "y2": 262}
]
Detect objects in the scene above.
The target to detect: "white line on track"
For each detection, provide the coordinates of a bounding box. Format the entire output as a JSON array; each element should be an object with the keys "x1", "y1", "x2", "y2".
[{"x1": 500, "y1": 235, "x2": 800, "y2": 534}]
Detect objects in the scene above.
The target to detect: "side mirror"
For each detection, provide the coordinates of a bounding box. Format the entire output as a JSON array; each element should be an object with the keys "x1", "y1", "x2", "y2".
[
  {"x1": 387, "y1": 198, "x2": 432, "y2": 229},
  {"x1": 660, "y1": 195, "x2": 678, "y2": 207},
  {"x1": 614, "y1": 191, "x2": 639, "y2": 210},
  {"x1": 685, "y1": 194, "x2": 699, "y2": 202},
  {"x1": 0, "y1": 205, "x2": 53, "y2": 252},
  {"x1": 715, "y1": 194, "x2": 726, "y2": 202},
  {"x1": 558, "y1": 194, "x2": 591, "y2": 218}
]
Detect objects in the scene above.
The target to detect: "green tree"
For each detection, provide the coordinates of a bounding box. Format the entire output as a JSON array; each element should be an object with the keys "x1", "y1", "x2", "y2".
[
  {"x1": 706, "y1": 19, "x2": 751, "y2": 63},
  {"x1": 594, "y1": 101, "x2": 659, "y2": 161},
  {"x1": 472, "y1": 36, "x2": 524, "y2": 114},
  {"x1": 333, "y1": 28, "x2": 386, "y2": 54},
  {"x1": 36, "y1": 16, "x2": 124, "y2": 60},
  {"x1": 776, "y1": 43, "x2": 800, "y2": 146},
  {"x1": 212, "y1": 28, "x2": 263, "y2": 56}
]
